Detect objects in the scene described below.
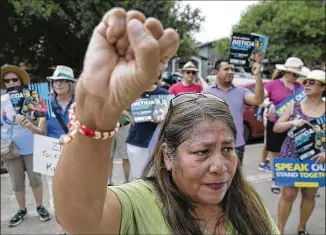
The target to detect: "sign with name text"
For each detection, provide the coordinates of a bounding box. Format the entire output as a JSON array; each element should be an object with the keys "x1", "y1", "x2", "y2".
[
  {"x1": 33, "y1": 134, "x2": 62, "y2": 176},
  {"x1": 274, "y1": 158, "x2": 325, "y2": 188},
  {"x1": 293, "y1": 117, "x2": 326, "y2": 161},
  {"x1": 130, "y1": 94, "x2": 174, "y2": 123}
]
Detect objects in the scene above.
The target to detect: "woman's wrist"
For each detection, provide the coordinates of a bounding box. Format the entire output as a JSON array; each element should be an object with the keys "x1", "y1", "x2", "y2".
[{"x1": 75, "y1": 82, "x2": 121, "y2": 131}]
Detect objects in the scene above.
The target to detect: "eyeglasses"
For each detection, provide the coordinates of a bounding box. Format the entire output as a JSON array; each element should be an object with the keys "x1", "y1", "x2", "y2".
[
  {"x1": 53, "y1": 79, "x2": 68, "y2": 84},
  {"x1": 3, "y1": 78, "x2": 19, "y2": 83},
  {"x1": 171, "y1": 93, "x2": 228, "y2": 107},
  {"x1": 302, "y1": 79, "x2": 319, "y2": 86},
  {"x1": 186, "y1": 71, "x2": 197, "y2": 75}
]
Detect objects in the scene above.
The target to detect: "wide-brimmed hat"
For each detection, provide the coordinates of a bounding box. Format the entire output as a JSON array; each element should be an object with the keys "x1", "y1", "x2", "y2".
[
  {"x1": 1, "y1": 64, "x2": 31, "y2": 89},
  {"x1": 181, "y1": 61, "x2": 199, "y2": 72},
  {"x1": 46, "y1": 65, "x2": 76, "y2": 82},
  {"x1": 298, "y1": 70, "x2": 325, "y2": 84},
  {"x1": 275, "y1": 57, "x2": 309, "y2": 76}
]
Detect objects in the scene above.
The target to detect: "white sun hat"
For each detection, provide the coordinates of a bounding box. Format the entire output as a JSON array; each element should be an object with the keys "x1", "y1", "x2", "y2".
[
  {"x1": 298, "y1": 70, "x2": 326, "y2": 84},
  {"x1": 46, "y1": 65, "x2": 76, "y2": 82},
  {"x1": 275, "y1": 57, "x2": 309, "y2": 77},
  {"x1": 181, "y1": 61, "x2": 199, "y2": 72}
]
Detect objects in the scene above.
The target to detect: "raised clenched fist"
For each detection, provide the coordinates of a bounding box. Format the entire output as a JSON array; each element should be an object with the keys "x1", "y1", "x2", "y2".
[{"x1": 75, "y1": 8, "x2": 179, "y2": 130}]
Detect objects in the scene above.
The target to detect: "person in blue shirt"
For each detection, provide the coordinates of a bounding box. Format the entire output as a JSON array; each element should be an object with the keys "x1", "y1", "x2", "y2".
[
  {"x1": 18, "y1": 65, "x2": 75, "y2": 235},
  {"x1": 126, "y1": 83, "x2": 169, "y2": 181},
  {"x1": 1, "y1": 64, "x2": 51, "y2": 227},
  {"x1": 19, "y1": 65, "x2": 76, "y2": 139}
]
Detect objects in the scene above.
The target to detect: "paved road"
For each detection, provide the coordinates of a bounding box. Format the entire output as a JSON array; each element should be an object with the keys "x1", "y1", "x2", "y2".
[{"x1": 1, "y1": 143, "x2": 325, "y2": 234}]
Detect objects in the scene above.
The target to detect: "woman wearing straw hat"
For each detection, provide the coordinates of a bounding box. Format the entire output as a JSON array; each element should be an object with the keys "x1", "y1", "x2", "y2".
[
  {"x1": 168, "y1": 61, "x2": 203, "y2": 95},
  {"x1": 273, "y1": 70, "x2": 325, "y2": 235},
  {"x1": 1, "y1": 64, "x2": 51, "y2": 227},
  {"x1": 262, "y1": 57, "x2": 309, "y2": 194}
]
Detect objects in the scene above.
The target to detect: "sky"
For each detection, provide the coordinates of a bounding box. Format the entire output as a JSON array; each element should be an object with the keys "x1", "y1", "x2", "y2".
[{"x1": 184, "y1": 1, "x2": 260, "y2": 43}]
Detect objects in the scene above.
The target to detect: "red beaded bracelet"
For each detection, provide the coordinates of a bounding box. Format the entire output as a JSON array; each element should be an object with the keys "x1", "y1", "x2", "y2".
[{"x1": 59, "y1": 102, "x2": 120, "y2": 145}]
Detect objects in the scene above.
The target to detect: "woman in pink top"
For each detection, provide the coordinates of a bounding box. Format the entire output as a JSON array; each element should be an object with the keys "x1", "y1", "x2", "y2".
[{"x1": 263, "y1": 57, "x2": 309, "y2": 194}]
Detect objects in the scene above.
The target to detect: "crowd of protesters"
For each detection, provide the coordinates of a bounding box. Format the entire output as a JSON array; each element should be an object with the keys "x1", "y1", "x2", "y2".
[{"x1": 1, "y1": 7, "x2": 325, "y2": 235}]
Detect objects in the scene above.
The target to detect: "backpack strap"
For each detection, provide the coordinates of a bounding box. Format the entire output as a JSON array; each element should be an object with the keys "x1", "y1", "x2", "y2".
[{"x1": 51, "y1": 105, "x2": 69, "y2": 134}]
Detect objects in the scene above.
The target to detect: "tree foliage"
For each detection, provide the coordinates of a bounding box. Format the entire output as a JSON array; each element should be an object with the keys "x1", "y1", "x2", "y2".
[
  {"x1": 1, "y1": 0, "x2": 204, "y2": 77},
  {"x1": 213, "y1": 38, "x2": 230, "y2": 58},
  {"x1": 232, "y1": 0, "x2": 325, "y2": 66}
]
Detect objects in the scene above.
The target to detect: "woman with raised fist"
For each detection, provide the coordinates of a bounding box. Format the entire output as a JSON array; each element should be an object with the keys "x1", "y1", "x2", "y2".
[{"x1": 53, "y1": 8, "x2": 279, "y2": 235}]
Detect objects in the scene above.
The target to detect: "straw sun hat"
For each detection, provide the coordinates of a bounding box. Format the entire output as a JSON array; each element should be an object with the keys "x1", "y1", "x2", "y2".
[
  {"x1": 275, "y1": 57, "x2": 309, "y2": 77},
  {"x1": 1, "y1": 64, "x2": 31, "y2": 89}
]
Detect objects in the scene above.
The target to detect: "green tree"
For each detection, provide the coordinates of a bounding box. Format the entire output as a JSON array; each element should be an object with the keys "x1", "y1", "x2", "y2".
[
  {"x1": 232, "y1": 0, "x2": 325, "y2": 66},
  {"x1": 1, "y1": 0, "x2": 204, "y2": 78},
  {"x1": 213, "y1": 38, "x2": 230, "y2": 58}
]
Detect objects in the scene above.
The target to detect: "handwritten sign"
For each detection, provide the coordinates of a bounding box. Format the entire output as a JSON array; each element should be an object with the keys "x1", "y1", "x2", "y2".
[
  {"x1": 274, "y1": 158, "x2": 325, "y2": 188},
  {"x1": 33, "y1": 134, "x2": 63, "y2": 176}
]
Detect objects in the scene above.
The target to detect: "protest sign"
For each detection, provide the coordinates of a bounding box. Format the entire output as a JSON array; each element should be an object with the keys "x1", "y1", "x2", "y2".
[
  {"x1": 293, "y1": 116, "x2": 326, "y2": 161},
  {"x1": 1, "y1": 94, "x2": 19, "y2": 141},
  {"x1": 7, "y1": 82, "x2": 51, "y2": 121},
  {"x1": 229, "y1": 33, "x2": 267, "y2": 70},
  {"x1": 274, "y1": 158, "x2": 325, "y2": 188},
  {"x1": 130, "y1": 94, "x2": 174, "y2": 123},
  {"x1": 33, "y1": 134, "x2": 62, "y2": 176},
  {"x1": 275, "y1": 87, "x2": 306, "y2": 118},
  {"x1": 250, "y1": 33, "x2": 269, "y2": 71}
]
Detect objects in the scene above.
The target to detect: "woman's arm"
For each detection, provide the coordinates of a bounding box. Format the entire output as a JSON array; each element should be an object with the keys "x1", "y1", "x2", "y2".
[
  {"x1": 273, "y1": 104, "x2": 294, "y2": 133},
  {"x1": 52, "y1": 8, "x2": 179, "y2": 234},
  {"x1": 17, "y1": 115, "x2": 46, "y2": 135},
  {"x1": 273, "y1": 104, "x2": 310, "y2": 133}
]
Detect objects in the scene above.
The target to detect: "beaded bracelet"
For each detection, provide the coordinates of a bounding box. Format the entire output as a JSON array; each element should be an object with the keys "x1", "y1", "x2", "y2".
[{"x1": 59, "y1": 102, "x2": 120, "y2": 145}]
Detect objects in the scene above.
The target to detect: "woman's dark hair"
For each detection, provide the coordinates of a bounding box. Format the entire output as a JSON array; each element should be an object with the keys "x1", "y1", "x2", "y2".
[
  {"x1": 272, "y1": 69, "x2": 285, "y2": 80},
  {"x1": 142, "y1": 96, "x2": 273, "y2": 235}
]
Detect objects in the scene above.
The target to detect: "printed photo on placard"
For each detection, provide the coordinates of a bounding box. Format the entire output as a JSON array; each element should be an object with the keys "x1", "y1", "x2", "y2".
[
  {"x1": 7, "y1": 82, "x2": 51, "y2": 121},
  {"x1": 250, "y1": 33, "x2": 269, "y2": 71},
  {"x1": 131, "y1": 94, "x2": 174, "y2": 123},
  {"x1": 293, "y1": 116, "x2": 326, "y2": 161}
]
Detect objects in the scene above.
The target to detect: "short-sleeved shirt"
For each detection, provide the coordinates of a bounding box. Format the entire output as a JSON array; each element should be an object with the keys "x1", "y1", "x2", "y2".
[
  {"x1": 203, "y1": 84, "x2": 252, "y2": 147},
  {"x1": 126, "y1": 87, "x2": 169, "y2": 148},
  {"x1": 264, "y1": 79, "x2": 302, "y2": 106},
  {"x1": 168, "y1": 82, "x2": 202, "y2": 96},
  {"x1": 109, "y1": 179, "x2": 280, "y2": 235},
  {"x1": 46, "y1": 96, "x2": 75, "y2": 139}
]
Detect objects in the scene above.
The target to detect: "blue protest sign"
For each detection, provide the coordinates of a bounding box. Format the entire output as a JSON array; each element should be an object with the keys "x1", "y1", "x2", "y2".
[
  {"x1": 275, "y1": 87, "x2": 306, "y2": 118},
  {"x1": 274, "y1": 158, "x2": 325, "y2": 188}
]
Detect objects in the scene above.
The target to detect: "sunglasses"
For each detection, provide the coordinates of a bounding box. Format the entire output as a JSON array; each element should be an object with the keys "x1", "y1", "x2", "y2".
[
  {"x1": 3, "y1": 78, "x2": 19, "y2": 83},
  {"x1": 171, "y1": 93, "x2": 228, "y2": 107},
  {"x1": 186, "y1": 71, "x2": 197, "y2": 75},
  {"x1": 160, "y1": 93, "x2": 228, "y2": 137},
  {"x1": 302, "y1": 79, "x2": 320, "y2": 86},
  {"x1": 292, "y1": 73, "x2": 301, "y2": 79}
]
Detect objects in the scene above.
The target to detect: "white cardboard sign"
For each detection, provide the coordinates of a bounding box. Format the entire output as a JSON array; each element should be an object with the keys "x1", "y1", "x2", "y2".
[{"x1": 33, "y1": 134, "x2": 63, "y2": 176}]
